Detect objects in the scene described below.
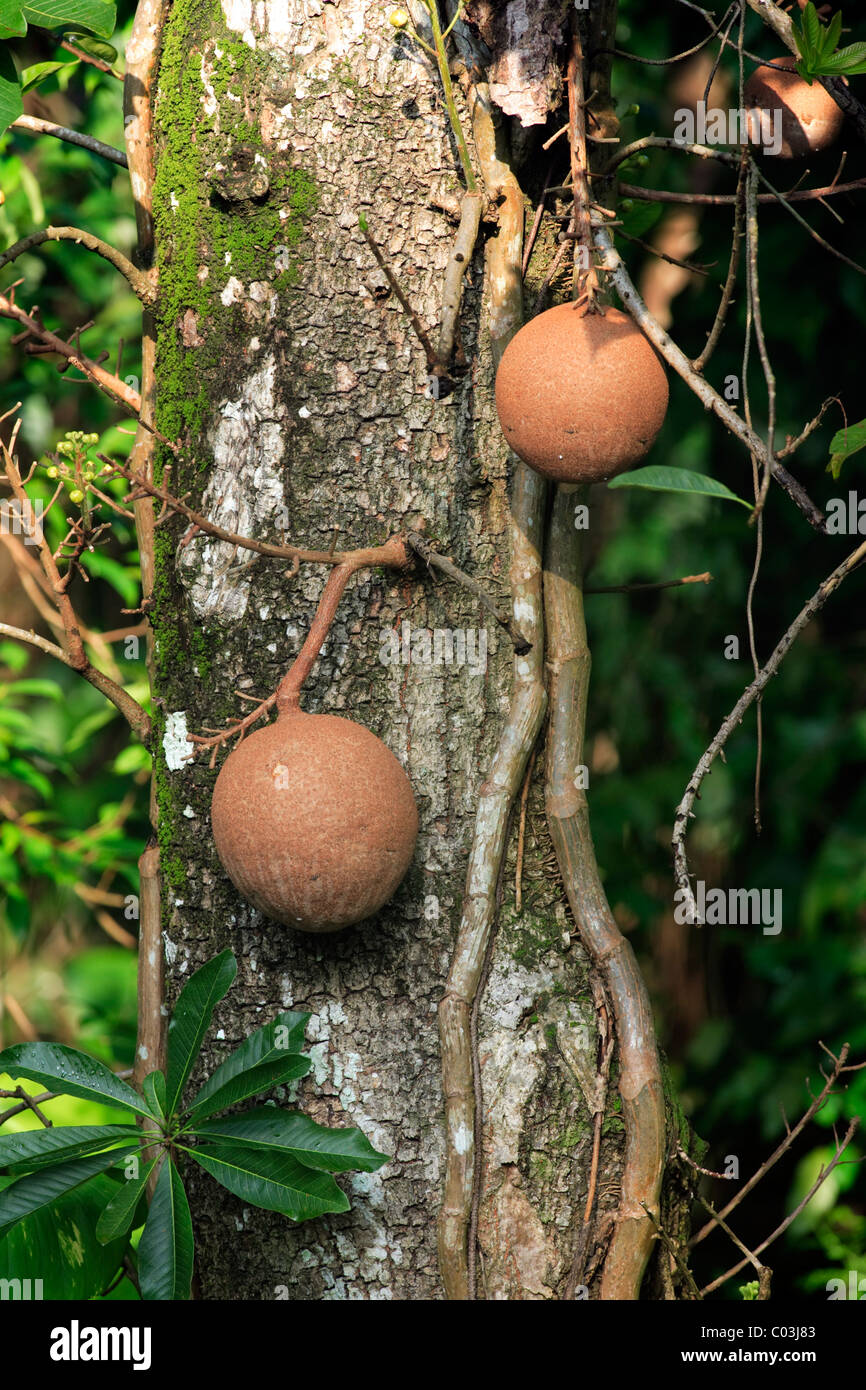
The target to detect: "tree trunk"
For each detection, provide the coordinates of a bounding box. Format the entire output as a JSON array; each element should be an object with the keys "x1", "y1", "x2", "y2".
[{"x1": 148, "y1": 0, "x2": 669, "y2": 1299}]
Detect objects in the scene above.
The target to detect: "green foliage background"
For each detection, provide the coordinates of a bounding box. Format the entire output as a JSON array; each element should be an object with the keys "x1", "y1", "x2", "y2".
[{"x1": 1, "y1": 0, "x2": 864, "y2": 1298}]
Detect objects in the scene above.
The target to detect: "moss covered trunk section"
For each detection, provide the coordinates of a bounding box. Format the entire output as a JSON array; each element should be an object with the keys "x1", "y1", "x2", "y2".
[{"x1": 149, "y1": 0, "x2": 635, "y2": 1299}]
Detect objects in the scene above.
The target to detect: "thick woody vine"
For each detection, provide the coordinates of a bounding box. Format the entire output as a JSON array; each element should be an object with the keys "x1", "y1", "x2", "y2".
[{"x1": 1, "y1": 0, "x2": 865, "y2": 1301}]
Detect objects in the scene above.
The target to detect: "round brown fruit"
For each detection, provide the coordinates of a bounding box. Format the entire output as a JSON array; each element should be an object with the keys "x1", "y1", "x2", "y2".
[
  {"x1": 744, "y1": 60, "x2": 844, "y2": 158},
  {"x1": 211, "y1": 709, "x2": 418, "y2": 932},
  {"x1": 494, "y1": 304, "x2": 669, "y2": 484}
]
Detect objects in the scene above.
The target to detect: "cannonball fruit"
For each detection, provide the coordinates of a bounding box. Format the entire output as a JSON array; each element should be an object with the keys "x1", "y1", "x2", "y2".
[
  {"x1": 494, "y1": 305, "x2": 669, "y2": 484},
  {"x1": 744, "y1": 59, "x2": 844, "y2": 158},
  {"x1": 211, "y1": 708, "x2": 418, "y2": 933}
]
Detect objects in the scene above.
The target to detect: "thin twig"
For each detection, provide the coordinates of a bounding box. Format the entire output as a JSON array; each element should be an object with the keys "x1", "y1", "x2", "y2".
[
  {"x1": 691, "y1": 1043, "x2": 861, "y2": 1248},
  {"x1": 514, "y1": 746, "x2": 537, "y2": 914},
  {"x1": 592, "y1": 224, "x2": 827, "y2": 532},
  {"x1": 0, "y1": 295, "x2": 142, "y2": 416},
  {"x1": 360, "y1": 224, "x2": 445, "y2": 377},
  {"x1": 11, "y1": 115, "x2": 128, "y2": 166},
  {"x1": 618, "y1": 177, "x2": 866, "y2": 206},
  {"x1": 584, "y1": 572, "x2": 712, "y2": 595},
  {"x1": 693, "y1": 151, "x2": 748, "y2": 373},
  {"x1": 406, "y1": 531, "x2": 532, "y2": 653},
  {"x1": 700, "y1": 1119, "x2": 860, "y2": 1296},
  {"x1": 0, "y1": 226, "x2": 155, "y2": 304},
  {"x1": 672, "y1": 539, "x2": 866, "y2": 922}
]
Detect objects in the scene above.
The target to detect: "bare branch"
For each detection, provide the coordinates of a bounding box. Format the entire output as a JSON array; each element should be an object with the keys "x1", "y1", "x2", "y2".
[
  {"x1": 0, "y1": 226, "x2": 156, "y2": 304},
  {"x1": 673, "y1": 538, "x2": 866, "y2": 923},
  {"x1": 592, "y1": 223, "x2": 827, "y2": 532},
  {"x1": 11, "y1": 115, "x2": 128, "y2": 167},
  {"x1": 0, "y1": 295, "x2": 142, "y2": 415}
]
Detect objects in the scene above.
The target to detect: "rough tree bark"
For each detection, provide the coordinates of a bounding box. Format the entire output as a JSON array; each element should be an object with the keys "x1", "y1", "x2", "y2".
[{"x1": 147, "y1": 0, "x2": 673, "y2": 1299}]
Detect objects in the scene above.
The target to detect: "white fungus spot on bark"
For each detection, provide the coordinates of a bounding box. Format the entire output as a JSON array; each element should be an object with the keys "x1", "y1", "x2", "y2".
[
  {"x1": 163, "y1": 711, "x2": 190, "y2": 769},
  {"x1": 221, "y1": 276, "x2": 244, "y2": 306},
  {"x1": 178, "y1": 356, "x2": 287, "y2": 621}
]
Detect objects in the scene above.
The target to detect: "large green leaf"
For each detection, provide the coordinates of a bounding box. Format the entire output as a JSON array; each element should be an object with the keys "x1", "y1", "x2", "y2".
[
  {"x1": 0, "y1": 1043, "x2": 156, "y2": 1120},
  {"x1": 186, "y1": 1011, "x2": 309, "y2": 1114},
  {"x1": 193, "y1": 1107, "x2": 389, "y2": 1174},
  {"x1": 0, "y1": 1171, "x2": 130, "y2": 1299},
  {"x1": 0, "y1": 1123, "x2": 138, "y2": 1174},
  {"x1": 0, "y1": 1144, "x2": 138, "y2": 1235},
  {"x1": 21, "y1": 0, "x2": 115, "y2": 37},
  {"x1": 96, "y1": 1156, "x2": 156, "y2": 1245},
  {"x1": 137, "y1": 1158, "x2": 194, "y2": 1301},
  {"x1": 0, "y1": 0, "x2": 26, "y2": 37},
  {"x1": 165, "y1": 950, "x2": 237, "y2": 1117},
  {"x1": 0, "y1": 45, "x2": 23, "y2": 137},
  {"x1": 608, "y1": 465, "x2": 751, "y2": 509},
  {"x1": 188, "y1": 1142, "x2": 350, "y2": 1221},
  {"x1": 184, "y1": 1056, "x2": 311, "y2": 1124}
]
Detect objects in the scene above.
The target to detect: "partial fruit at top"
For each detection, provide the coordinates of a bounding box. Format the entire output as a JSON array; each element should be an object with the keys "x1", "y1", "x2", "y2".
[
  {"x1": 494, "y1": 304, "x2": 669, "y2": 485},
  {"x1": 744, "y1": 58, "x2": 844, "y2": 157}
]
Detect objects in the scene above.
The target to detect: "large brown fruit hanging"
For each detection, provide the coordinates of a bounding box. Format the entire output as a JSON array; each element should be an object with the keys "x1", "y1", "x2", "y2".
[
  {"x1": 744, "y1": 59, "x2": 844, "y2": 158},
  {"x1": 494, "y1": 305, "x2": 669, "y2": 484},
  {"x1": 211, "y1": 708, "x2": 418, "y2": 932}
]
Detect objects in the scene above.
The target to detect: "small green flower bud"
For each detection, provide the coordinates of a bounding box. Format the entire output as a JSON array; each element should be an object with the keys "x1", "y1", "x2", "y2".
[
  {"x1": 389, "y1": 8, "x2": 409, "y2": 27},
  {"x1": 69, "y1": 488, "x2": 85, "y2": 504},
  {"x1": 46, "y1": 465, "x2": 59, "y2": 479}
]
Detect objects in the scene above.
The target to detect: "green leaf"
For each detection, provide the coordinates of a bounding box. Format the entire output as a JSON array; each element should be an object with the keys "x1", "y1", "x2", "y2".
[
  {"x1": 813, "y1": 42, "x2": 866, "y2": 76},
  {"x1": 20, "y1": 0, "x2": 115, "y2": 38},
  {"x1": 0, "y1": 45, "x2": 23, "y2": 137},
  {"x1": 0, "y1": 1170, "x2": 130, "y2": 1298},
  {"x1": 822, "y1": 10, "x2": 843, "y2": 58},
  {"x1": 0, "y1": 1042, "x2": 157, "y2": 1120},
  {"x1": 0, "y1": 0, "x2": 27, "y2": 37},
  {"x1": 828, "y1": 418, "x2": 866, "y2": 478},
  {"x1": 189, "y1": 1141, "x2": 350, "y2": 1221},
  {"x1": 0, "y1": 1123, "x2": 138, "y2": 1173},
  {"x1": 608, "y1": 465, "x2": 751, "y2": 509},
  {"x1": 61, "y1": 31, "x2": 116, "y2": 61},
  {"x1": 137, "y1": 1157, "x2": 194, "y2": 1300},
  {"x1": 193, "y1": 1107, "x2": 389, "y2": 1174},
  {"x1": 96, "y1": 1155, "x2": 156, "y2": 1244},
  {"x1": 7, "y1": 758, "x2": 53, "y2": 801},
  {"x1": 618, "y1": 200, "x2": 663, "y2": 241},
  {"x1": 183, "y1": 1055, "x2": 312, "y2": 1123},
  {"x1": 20, "y1": 60, "x2": 78, "y2": 92},
  {"x1": 2, "y1": 678, "x2": 63, "y2": 700},
  {"x1": 0, "y1": 1144, "x2": 138, "y2": 1235},
  {"x1": 142, "y1": 1069, "x2": 167, "y2": 1119},
  {"x1": 185, "y1": 1010, "x2": 309, "y2": 1115},
  {"x1": 165, "y1": 950, "x2": 237, "y2": 1117},
  {"x1": 800, "y1": 2, "x2": 822, "y2": 61}
]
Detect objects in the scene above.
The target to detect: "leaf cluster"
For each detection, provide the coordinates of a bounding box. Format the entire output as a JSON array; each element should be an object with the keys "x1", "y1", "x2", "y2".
[{"x1": 0, "y1": 950, "x2": 388, "y2": 1299}]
